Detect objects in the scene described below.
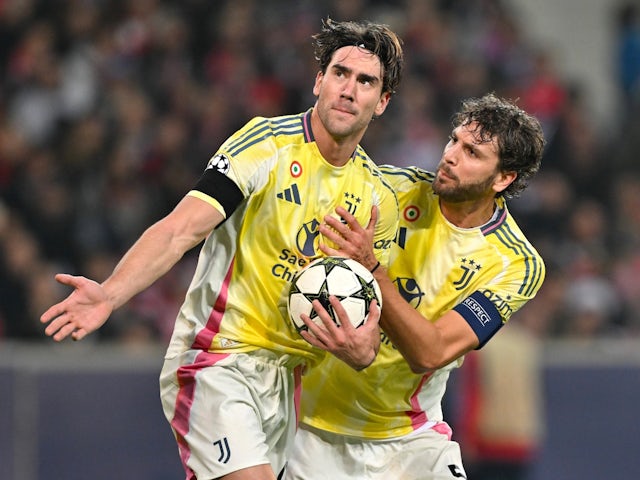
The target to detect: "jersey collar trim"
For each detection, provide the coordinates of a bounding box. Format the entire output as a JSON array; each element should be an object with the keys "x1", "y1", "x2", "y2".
[
  {"x1": 481, "y1": 202, "x2": 508, "y2": 235},
  {"x1": 302, "y1": 109, "x2": 315, "y2": 144}
]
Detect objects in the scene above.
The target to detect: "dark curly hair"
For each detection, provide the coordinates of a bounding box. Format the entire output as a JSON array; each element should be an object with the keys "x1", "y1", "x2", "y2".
[
  {"x1": 312, "y1": 18, "x2": 404, "y2": 95},
  {"x1": 452, "y1": 93, "x2": 545, "y2": 198}
]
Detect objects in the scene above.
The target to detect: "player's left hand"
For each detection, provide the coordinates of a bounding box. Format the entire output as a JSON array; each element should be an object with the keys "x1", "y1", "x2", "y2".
[
  {"x1": 300, "y1": 296, "x2": 380, "y2": 371},
  {"x1": 319, "y1": 206, "x2": 379, "y2": 272}
]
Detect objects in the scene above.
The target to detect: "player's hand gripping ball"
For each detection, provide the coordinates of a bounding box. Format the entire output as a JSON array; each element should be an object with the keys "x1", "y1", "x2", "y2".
[{"x1": 287, "y1": 256, "x2": 382, "y2": 334}]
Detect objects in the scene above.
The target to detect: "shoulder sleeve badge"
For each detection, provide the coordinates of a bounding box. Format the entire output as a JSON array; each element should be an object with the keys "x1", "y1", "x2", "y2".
[{"x1": 206, "y1": 154, "x2": 231, "y2": 175}]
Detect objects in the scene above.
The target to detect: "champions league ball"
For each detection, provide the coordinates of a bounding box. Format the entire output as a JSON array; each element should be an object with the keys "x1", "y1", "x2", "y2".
[{"x1": 287, "y1": 256, "x2": 382, "y2": 334}]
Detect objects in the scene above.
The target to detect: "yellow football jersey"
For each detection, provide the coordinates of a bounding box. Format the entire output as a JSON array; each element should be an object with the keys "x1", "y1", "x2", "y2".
[
  {"x1": 300, "y1": 164, "x2": 545, "y2": 438},
  {"x1": 164, "y1": 110, "x2": 399, "y2": 367}
]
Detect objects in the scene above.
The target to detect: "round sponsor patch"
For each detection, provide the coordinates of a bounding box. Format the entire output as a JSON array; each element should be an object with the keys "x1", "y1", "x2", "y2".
[
  {"x1": 403, "y1": 205, "x2": 420, "y2": 222},
  {"x1": 208, "y1": 154, "x2": 230, "y2": 174},
  {"x1": 290, "y1": 161, "x2": 302, "y2": 178}
]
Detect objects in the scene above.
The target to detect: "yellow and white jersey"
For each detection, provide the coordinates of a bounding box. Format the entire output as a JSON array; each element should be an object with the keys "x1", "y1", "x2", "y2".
[
  {"x1": 300, "y1": 164, "x2": 545, "y2": 438},
  {"x1": 164, "y1": 110, "x2": 398, "y2": 366}
]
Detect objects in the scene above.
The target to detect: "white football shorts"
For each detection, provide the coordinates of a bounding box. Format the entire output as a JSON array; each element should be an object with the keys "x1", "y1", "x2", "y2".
[
  {"x1": 160, "y1": 348, "x2": 302, "y2": 479},
  {"x1": 285, "y1": 422, "x2": 467, "y2": 480}
]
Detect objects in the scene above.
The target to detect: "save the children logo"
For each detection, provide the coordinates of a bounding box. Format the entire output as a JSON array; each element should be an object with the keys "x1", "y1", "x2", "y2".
[
  {"x1": 394, "y1": 277, "x2": 424, "y2": 308},
  {"x1": 296, "y1": 219, "x2": 321, "y2": 257}
]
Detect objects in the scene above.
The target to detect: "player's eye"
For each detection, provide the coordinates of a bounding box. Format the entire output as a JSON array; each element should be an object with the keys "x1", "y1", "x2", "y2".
[
  {"x1": 333, "y1": 67, "x2": 347, "y2": 78},
  {"x1": 466, "y1": 146, "x2": 478, "y2": 158}
]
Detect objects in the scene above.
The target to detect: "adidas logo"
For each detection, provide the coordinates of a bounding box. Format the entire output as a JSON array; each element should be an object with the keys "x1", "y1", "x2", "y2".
[{"x1": 277, "y1": 184, "x2": 301, "y2": 205}]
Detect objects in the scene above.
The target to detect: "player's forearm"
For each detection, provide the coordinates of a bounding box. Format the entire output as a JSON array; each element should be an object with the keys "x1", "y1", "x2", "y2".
[
  {"x1": 102, "y1": 221, "x2": 200, "y2": 310},
  {"x1": 373, "y1": 268, "x2": 447, "y2": 373}
]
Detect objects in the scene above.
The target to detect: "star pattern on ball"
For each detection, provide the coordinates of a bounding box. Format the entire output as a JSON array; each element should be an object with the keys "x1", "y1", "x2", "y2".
[
  {"x1": 288, "y1": 256, "x2": 381, "y2": 332},
  {"x1": 318, "y1": 256, "x2": 352, "y2": 276},
  {"x1": 349, "y1": 275, "x2": 380, "y2": 315},
  {"x1": 301, "y1": 278, "x2": 347, "y2": 324}
]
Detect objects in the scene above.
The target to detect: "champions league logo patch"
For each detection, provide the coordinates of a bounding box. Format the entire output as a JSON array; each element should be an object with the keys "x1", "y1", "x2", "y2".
[{"x1": 207, "y1": 154, "x2": 231, "y2": 175}]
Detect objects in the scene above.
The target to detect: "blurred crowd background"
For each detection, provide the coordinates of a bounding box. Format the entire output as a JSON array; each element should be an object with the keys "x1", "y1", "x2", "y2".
[{"x1": 2, "y1": 0, "x2": 640, "y2": 346}]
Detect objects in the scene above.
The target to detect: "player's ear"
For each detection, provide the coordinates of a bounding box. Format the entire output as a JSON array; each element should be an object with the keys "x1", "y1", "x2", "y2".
[
  {"x1": 493, "y1": 170, "x2": 516, "y2": 194},
  {"x1": 312, "y1": 71, "x2": 324, "y2": 97},
  {"x1": 373, "y1": 92, "x2": 391, "y2": 117}
]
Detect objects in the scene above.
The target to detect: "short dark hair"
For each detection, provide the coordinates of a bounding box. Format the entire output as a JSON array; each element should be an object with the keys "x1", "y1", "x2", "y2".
[
  {"x1": 453, "y1": 93, "x2": 545, "y2": 198},
  {"x1": 312, "y1": 18, "x2": 404, "y2": 95}
]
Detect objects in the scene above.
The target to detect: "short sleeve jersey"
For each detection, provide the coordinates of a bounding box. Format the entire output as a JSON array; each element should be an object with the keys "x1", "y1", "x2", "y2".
[
  {"x1": 299, "y1": 165, "x2": 545, "y2": 438},
  {"x1": 164, "y1": 110, "x2": 399, "y2": 366}
]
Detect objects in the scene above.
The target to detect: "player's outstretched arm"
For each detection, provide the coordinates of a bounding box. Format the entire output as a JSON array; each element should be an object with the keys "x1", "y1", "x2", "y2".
[
  {"x1": 300, "y1": 297, "x2": 381, "y2": 371},
  {"x1": 40, "y1": 195, "x2": 224, "y2": 342}
]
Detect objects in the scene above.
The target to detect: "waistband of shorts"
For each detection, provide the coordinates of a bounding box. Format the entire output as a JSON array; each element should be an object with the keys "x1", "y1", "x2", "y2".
[{"x1": 242, "y1": 348, "x2": 305, "y2": 368}]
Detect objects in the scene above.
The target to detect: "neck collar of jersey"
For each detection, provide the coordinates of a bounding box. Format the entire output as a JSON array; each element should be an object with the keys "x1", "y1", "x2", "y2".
[
  {"x1": 302, "y1": 109, "x2": 315, "y2": 144},
  {"x1": 481, "y1": 199, "x2": 508, "y2": 235}
]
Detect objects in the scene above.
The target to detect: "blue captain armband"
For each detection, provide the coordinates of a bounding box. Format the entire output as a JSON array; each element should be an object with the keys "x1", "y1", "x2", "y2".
[{"x1": 453, "y1": 291, "x2": 504, "y2": 349}]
